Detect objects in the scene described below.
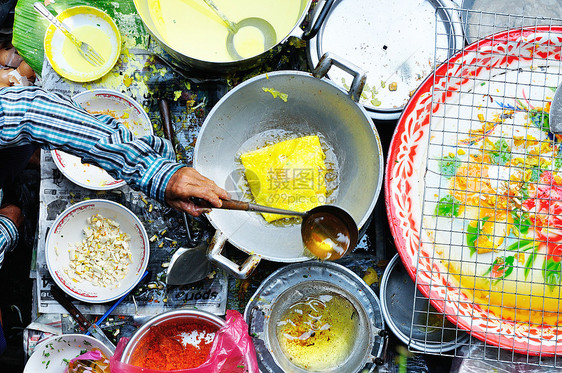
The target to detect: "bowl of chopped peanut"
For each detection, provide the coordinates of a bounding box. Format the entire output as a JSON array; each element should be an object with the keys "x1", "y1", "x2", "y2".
[{"x1": 45, "y1": 199, "x2": 150, "y2": 303}]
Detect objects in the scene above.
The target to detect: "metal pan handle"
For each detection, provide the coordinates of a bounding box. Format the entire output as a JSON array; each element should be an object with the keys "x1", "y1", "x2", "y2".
[
  {"x1": 373, "y1": 327, "x2": 389, "y2": 366},
  {"x1": 207, "y1": 230, "x2": 261, "y2": 279},
  {"x1": 313, "y1": 52, "x2": 367, "y2": 103},
  {"x1": 302, "y1": 0, "x2": 336, "y2": 40}
]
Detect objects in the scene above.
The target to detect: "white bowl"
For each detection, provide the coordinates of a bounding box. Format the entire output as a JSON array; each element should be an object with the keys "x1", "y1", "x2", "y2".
[
  {"x1": 24, "y1": 334, "x2": 113, "y2": 373},
  {"x1": 45, "y1": 199, "x2": 149, "y2": 303},
  {"x1": 52, "y1": 89, "x2": 153, "y2": 190}
]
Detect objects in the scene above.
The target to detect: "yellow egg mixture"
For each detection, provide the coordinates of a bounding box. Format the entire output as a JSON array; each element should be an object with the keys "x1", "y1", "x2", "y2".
[
  {"x1": 61, "y1": 25, "x2": 111, "y2": 74},
  {"x1": 146, "y1": 0, "x2": 304, "y2": 61},
  {"x1": 240, "y1": 135, "x2": 328, "y2": 222}
]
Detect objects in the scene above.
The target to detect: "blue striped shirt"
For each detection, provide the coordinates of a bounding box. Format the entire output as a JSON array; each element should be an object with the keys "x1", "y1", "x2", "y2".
[{"x1": 0, "y1": 86, "x2": 184, "y2": 265}]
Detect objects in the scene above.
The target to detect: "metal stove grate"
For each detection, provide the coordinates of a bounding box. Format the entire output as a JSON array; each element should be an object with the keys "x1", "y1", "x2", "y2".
[{"x1": 410, "y1": 7, "x2": 562, "y2": 367}]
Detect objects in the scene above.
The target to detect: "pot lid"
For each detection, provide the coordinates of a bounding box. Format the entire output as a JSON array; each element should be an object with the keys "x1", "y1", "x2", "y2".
[
  {"x1": 461, "y1": 0, "x2": 562, "y2": 44},
  {"x1": 307, "y1": 0, "x2": 464, "y2": 121}
]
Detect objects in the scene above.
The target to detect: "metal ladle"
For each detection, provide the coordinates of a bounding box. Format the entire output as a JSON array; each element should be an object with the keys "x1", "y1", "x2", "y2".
[
  {"x1": 549, "y1": 82, "x2": 562, "y2": 134},
  {"x1": 202, "y1": 0, "x2": 277, "y2": 60},
  {"x1": 198, "y1": 198, "x2": 358, "y2": 260}
]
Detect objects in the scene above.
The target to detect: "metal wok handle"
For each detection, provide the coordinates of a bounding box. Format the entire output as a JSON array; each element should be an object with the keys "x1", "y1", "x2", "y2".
[
  {"x1": 302, "y1": 0, "x2": 335, "y2": 40},
  {"x1": 373, "y1": 327, "x2": 389, "y2": 366},
  {"x1": 207, "y1": 230, "x2": 261, "y2": 279},
  {"x1": 313, "y1": 51, "x2": 367, "y2": 103}
]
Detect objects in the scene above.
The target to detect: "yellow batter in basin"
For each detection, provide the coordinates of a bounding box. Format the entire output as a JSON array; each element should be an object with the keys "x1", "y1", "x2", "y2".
[{"x1": 145, "y1": 0, "x2": 304, "y2": 62}]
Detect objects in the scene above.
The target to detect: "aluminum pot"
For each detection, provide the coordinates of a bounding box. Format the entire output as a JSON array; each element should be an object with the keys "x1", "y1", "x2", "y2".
[
  {"x1": 193, "y1": 53, "x2": 384, "y2": 278},
  {"x1": 120, "y1": 309, "x2": 225, "y2": 365},
  {"x1": 132, "y1": 0, "x2": 334, "y2": 73}
]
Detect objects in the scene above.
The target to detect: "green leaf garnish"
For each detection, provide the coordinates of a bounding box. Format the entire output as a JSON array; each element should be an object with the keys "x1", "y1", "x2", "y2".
[
  {"x1": 505, "y1": 239, "x2": 536, "y2": 252},
  {"x1": 435, "y1": 194, "x2": 460, "y2": 217},
  {"x1": 439, "y1": 155, "x2": 461, "y2": 178},
  {"x1": 543, "y1": 258, "x2": 562, "y2": 291},
  {"x1": 524, "y1": 251, "x2": 538, "y2": 279},
  {"x1": 529, "y1": 109, "x2": 550, "y2": 133},
  {"x1": 484, "y1": 255, "x2": 515, "y2": 283},
  {"x1": 510, "y1": 212, "x2": 532, "y2": 236},
  {"x1": 489, "y1": 139, "x2": 511, "y2": 165},
  {"x1": 466, "y1": 217, "x2": 490, "y2": 256}
]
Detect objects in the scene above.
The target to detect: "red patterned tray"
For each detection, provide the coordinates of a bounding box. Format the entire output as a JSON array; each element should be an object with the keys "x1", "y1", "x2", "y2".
[{"x1": 386, "y1": 26, "x2": 562, "y2": 355}]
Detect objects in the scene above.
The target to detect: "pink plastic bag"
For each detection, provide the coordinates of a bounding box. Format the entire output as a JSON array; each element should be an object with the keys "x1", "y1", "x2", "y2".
[
  {"x1": 110, "y1": 310, "x2": 258, "y2": 373},
  {"x1": 65, "y1": 348, "x2": 111, "y2": 373}
]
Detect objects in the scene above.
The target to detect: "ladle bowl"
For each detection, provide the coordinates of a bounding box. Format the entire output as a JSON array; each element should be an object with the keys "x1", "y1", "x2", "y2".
[
  {"x1": 203, "y1": 0, "x2": 277, "y2": 60},
  {"x1": 197, "y1": 198, "x2": 358, "y2": 260}
]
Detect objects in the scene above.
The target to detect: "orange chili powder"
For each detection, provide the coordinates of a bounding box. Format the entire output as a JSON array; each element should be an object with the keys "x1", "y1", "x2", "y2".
[{"x1": 131, "y1": 320, "x2": 218, "y2": 370}]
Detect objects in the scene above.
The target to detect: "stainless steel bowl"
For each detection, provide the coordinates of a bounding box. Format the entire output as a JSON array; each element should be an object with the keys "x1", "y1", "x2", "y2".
[
  {"x1": 307, "y1": 0, "x2": 465, "y2": 121},
  {"x1": 120, "y1": 309, "x2": 225, "y2": 365}
]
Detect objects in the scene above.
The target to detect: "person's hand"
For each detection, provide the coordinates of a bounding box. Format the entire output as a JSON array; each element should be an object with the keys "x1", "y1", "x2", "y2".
[
  {"x1": 0, "y1": 204, "x2": 23, "y2": 229},
  {"x1": 165, "y1": 167, "x2": 230, "y2": 216}
]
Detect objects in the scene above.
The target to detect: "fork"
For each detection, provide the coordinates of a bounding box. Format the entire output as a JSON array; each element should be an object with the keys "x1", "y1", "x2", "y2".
[{"x1": 33, "y1": 2, "x2": 105, "y2": 67}]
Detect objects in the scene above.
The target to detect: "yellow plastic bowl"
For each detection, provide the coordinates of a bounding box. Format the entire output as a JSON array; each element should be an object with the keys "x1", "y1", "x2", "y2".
[{"x1": 44, "y1": 6, "x2": 121, "y2": 82}]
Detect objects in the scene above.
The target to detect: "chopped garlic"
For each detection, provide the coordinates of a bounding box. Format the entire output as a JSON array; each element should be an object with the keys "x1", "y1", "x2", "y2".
[{"x1": 64, "y1": 214, "x2": 132, "y2": 288}]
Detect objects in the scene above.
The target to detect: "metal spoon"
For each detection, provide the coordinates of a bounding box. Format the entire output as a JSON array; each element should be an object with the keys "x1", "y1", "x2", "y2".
[
  {"x1": 198, "y1": 198, "x2": 359, "y2": 260},
  {"x1": 202, "y1": 0, "x2": 277, "y2": 60},
  {"x1": 550, "y1": 82, "x2": 562, "y2": 134}
]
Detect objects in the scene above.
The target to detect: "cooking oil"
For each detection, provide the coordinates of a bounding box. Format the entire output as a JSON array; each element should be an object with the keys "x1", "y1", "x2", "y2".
[
  {"x1": 302, "y1": 211, "x2": 351, "y2": 260},
  {"x1": 276, "y1": 293, "x2": 358, "y2": 371}
]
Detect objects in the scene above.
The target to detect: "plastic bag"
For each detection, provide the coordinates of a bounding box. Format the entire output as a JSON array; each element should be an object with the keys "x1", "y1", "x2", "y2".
[
  {"x1": 110, "y1": 310, "x2": 258, "y2": 373},
  {"x1": 65, "y1": 348, "x2": 111, "y2": 373}
]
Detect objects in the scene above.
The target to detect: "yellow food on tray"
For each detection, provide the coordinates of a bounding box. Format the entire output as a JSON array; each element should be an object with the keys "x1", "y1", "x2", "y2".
[{"x1": 240, "y1": 135, "x2": 327, "y2": 222}]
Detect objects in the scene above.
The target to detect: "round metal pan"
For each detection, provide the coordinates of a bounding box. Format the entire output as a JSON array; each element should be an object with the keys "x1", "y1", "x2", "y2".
[
  {"x1": 380, "y1": 254, "x2": 470, "y2": 353},
  {"x1": 307, "y1": 0, "x2": 465, "y2": 121},
  {"x1": 460, "y1": 0, "x2": 562, "y2": 44},
  {"x1": 133, "y1": 0, "x2": 330, "y2": 74}
]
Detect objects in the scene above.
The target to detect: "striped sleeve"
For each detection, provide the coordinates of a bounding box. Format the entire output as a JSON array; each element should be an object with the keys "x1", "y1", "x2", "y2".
[
  {"x1": 0, "y1": 86, "x2": 183, "y2": 202},
  {"x1": 0, "y1": 214, "x2": 18, "y2": 268}
]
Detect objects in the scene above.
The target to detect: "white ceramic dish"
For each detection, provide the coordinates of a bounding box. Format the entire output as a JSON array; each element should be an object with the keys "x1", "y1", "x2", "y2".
[
  {"x1": 45, "y1": 199, "x2": 150, "y2": 303},
  {"x1": 52, "y1": 89, "x2": 152, "y2": 190},
  {"x1": 24, "y1": 334, "x2": 113, "y2": 373}
]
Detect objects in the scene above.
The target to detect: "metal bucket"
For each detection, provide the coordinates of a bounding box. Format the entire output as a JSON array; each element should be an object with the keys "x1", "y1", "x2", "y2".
[
  {"x1": 193, "y1": 53, "x2": 384, "y2": 278},
  {"x1": 244, "y1": 261, "x2": 387, "y2": 373},
  {"x1": 132, "y1": 0, "x2": 333, "y2": 73}
]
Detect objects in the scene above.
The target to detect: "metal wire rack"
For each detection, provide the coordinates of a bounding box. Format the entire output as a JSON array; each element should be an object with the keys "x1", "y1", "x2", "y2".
[{"x1": 409, "y1": 7, "x2": 562, "y2": 368}]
